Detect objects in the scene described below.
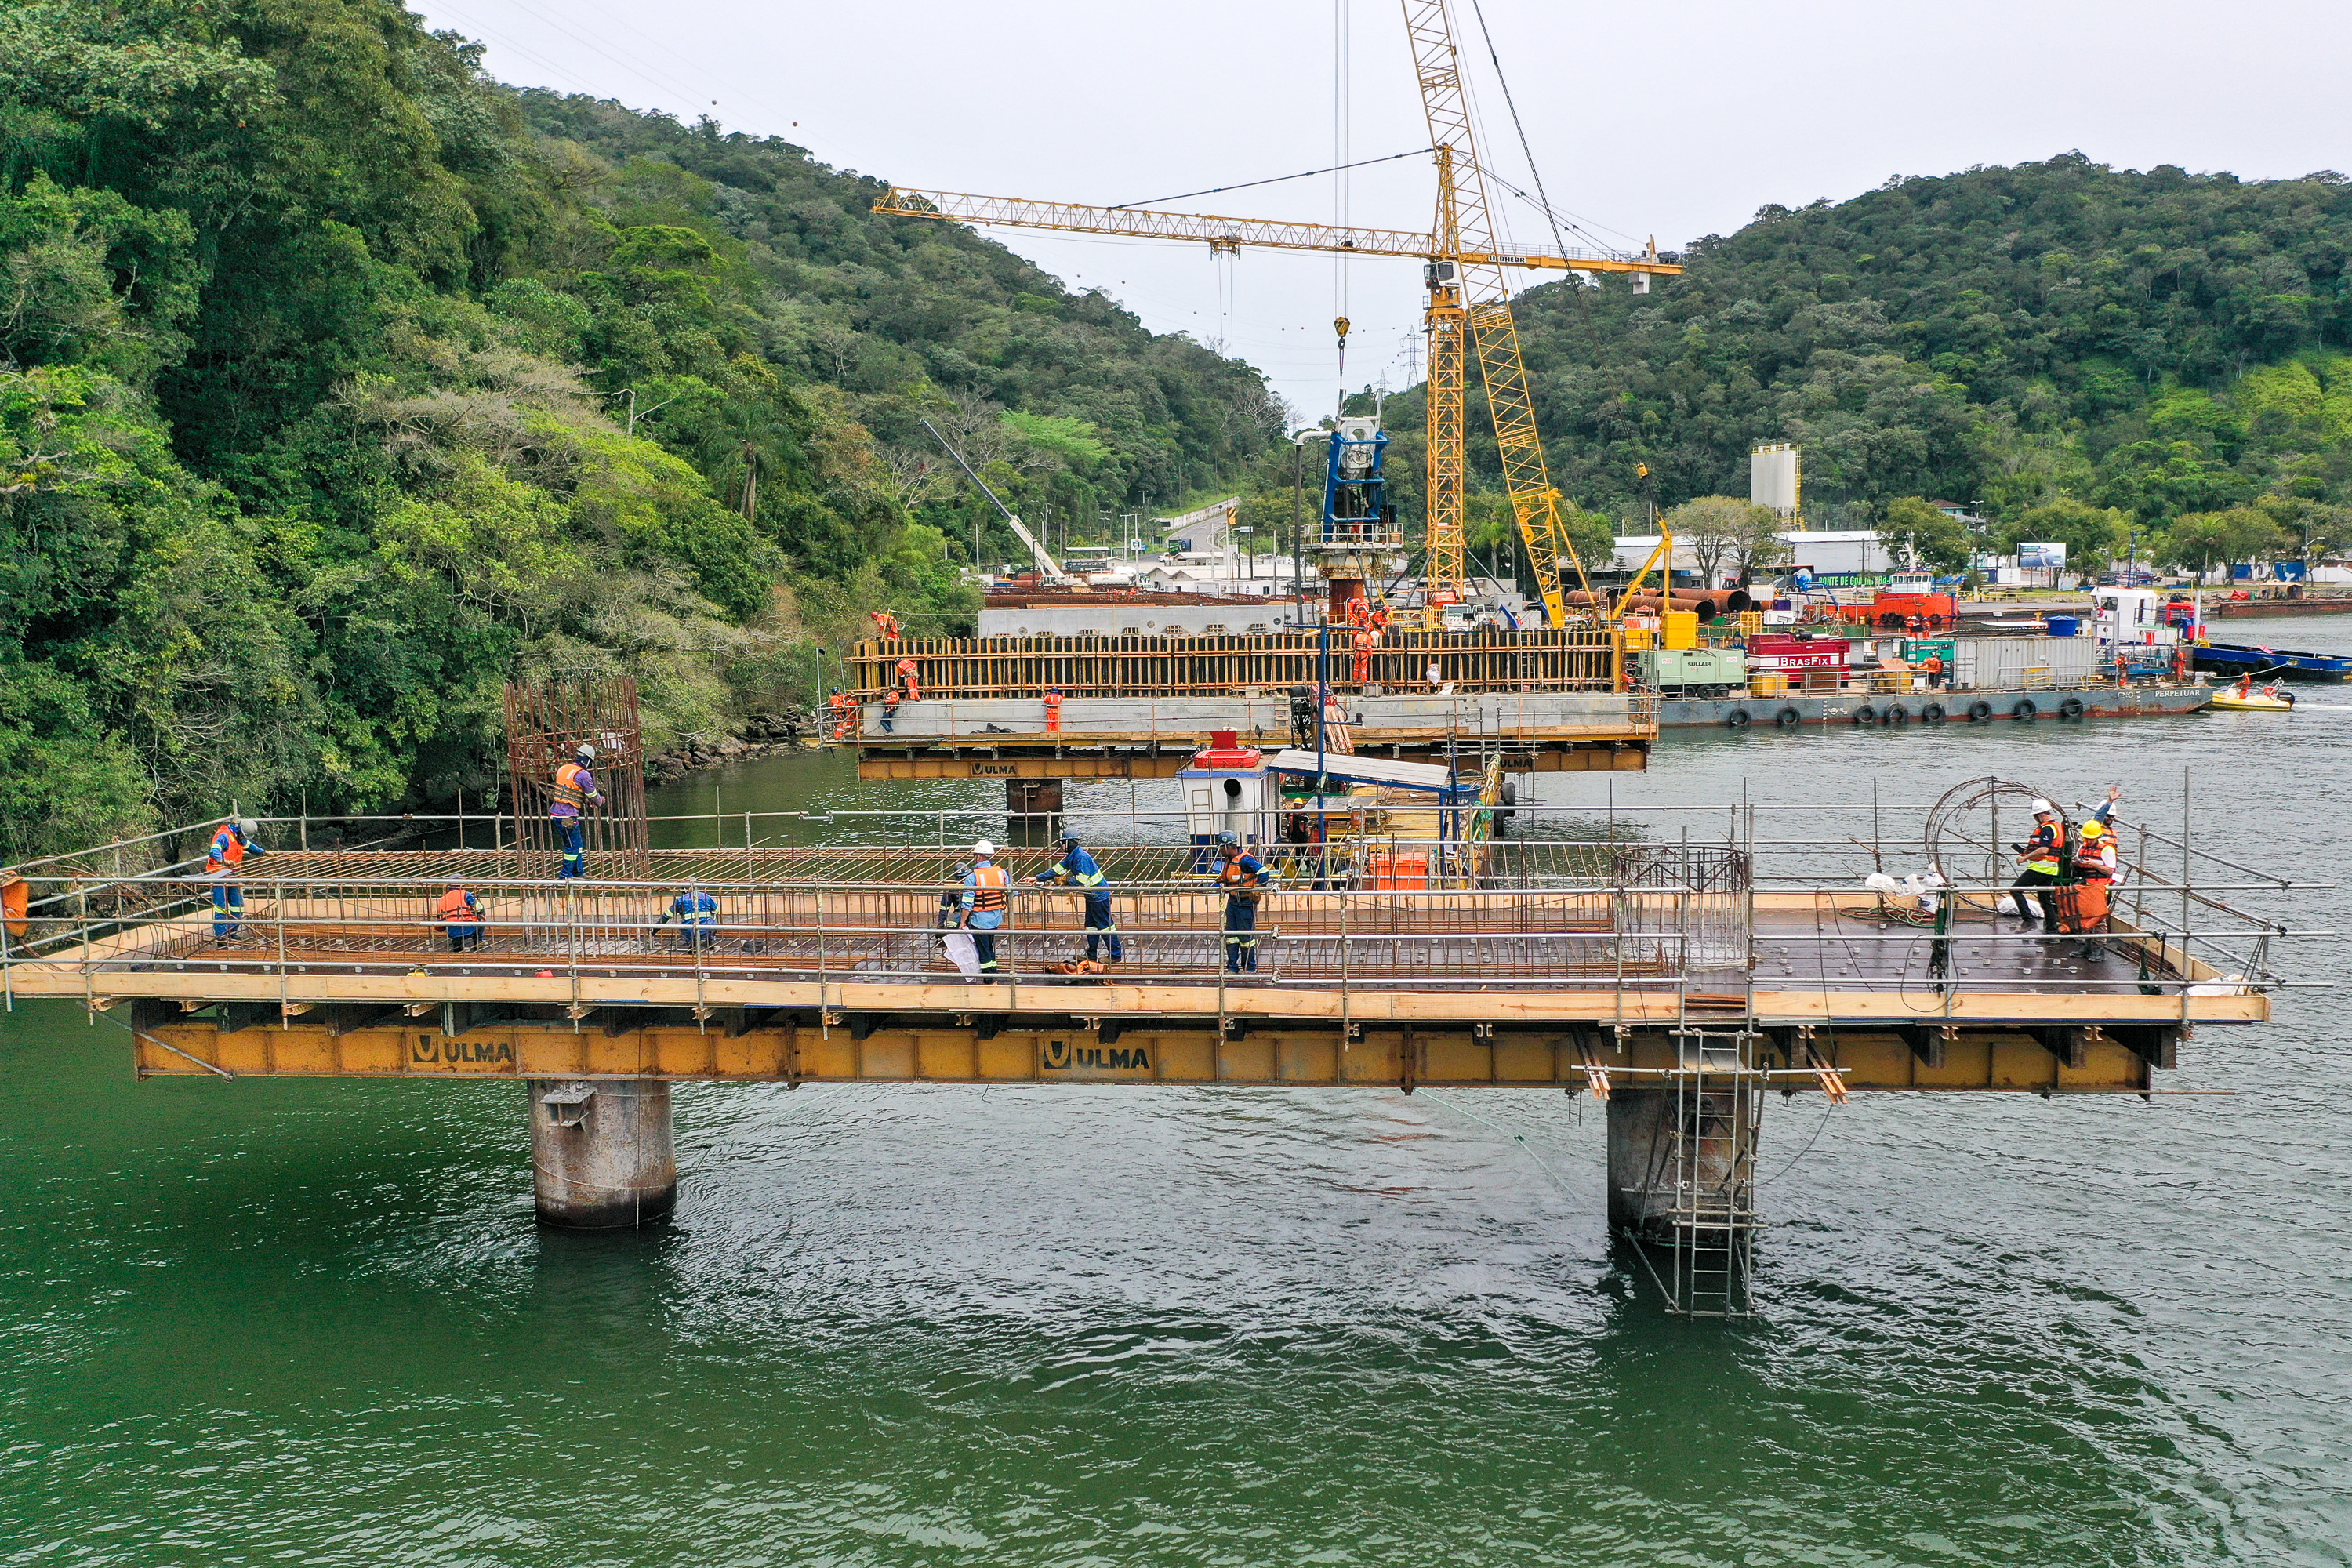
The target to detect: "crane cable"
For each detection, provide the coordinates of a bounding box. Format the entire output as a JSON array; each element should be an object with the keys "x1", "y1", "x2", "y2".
[{"x1": 1463, "y1": 0, "x2": 1599, "y2": 349}]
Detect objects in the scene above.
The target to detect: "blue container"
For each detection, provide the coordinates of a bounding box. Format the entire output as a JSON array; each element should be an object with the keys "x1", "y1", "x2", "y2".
[{"x1": 2046, "y1": 615, "x2": 2080, "y2": 637}]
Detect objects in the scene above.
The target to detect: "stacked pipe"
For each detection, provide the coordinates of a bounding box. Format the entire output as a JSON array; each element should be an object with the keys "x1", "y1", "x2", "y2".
[{"x1": 1565, "y1": 588, "x2": 1752, "y2": 619}]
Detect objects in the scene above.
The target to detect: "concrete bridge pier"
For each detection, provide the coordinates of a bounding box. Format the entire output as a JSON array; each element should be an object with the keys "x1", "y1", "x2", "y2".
[
  {"x1": 1006, "y1": 778, "x2": 1065, "y2": 843},
  {"x1": 528, "y1": 1078, "x2": 677, "y2": 1228},
  {"x1": 1603, "y1": 1083, "x2": 1759, "y2": 1237},
  {"x1": 1603, "y1": 1068, "x2": 1764, "y2": 1314}
]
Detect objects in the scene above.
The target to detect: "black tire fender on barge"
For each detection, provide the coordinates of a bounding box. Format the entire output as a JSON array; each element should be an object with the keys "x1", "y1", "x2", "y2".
[
  {"x1": 1776, "y1": 706, "x2": 1802, "y2": 728},
  {"x1": 1921, "y1": 702, "x2": 1947, "y2": 724},
  {"x1": 1853, "y1": 704, "x2": 1877, "y2": 724},
  {"x1": 1883, "y1": 705, "x2": 1909, "y2": 724},
  {"x1": 1966, "y1": 700, "x2": 1994, "y2": 722},
  {"x1": 1725, "y1": 709, "x2": 1751, "y2": 729},
  {"x1": 2013, "y1": 698, "x2": 2040, "y2": 721},
  {"x1": 2059, "y1": 696, "x2": 2086, "y2": 719}
]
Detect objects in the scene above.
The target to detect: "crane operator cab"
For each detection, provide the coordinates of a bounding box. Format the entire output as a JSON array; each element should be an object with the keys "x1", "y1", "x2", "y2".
[{"x1": 1181, "y1": 729, "x2": 1272, "y2": 872}]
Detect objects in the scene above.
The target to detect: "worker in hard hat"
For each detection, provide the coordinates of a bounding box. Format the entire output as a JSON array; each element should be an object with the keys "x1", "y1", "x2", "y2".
[
  {"x1": 205, "y1": 817, "x2": 268, "y2": 941},
  {"x1": 550, "y1": 743, "x2": 604, "y2": 880},
  {"x1": 2007, "y1": 798, "x2": 2065, "y2": 935},
  {"x1": 2064, "y1": 818, "x2": 2118, "y2": 960},
  {"x1": 960, "y1": 840, "x2": 1011, "y2": 983},
  {"x1": 1036, "y1": 830, "x2": 1119, "y2": 964},
  {"x1": 1214, "y1": 832, "x2": 1274, "y2": 974},
  {"x1": 828, "y1": 687, "x2": 851, "y2": 742},
  {"x1": 437, "y1": 886, "x2": 485, "y2": 953},
  {"x1": 1044, "y1": 685, "x2": 1064, "y2": 735},
  {"x1": 896, "y1": 655, "x2": 921, "y2": 702},
  {"x1": 869, "y1": 608, "x2": 903, "y2": 640}
]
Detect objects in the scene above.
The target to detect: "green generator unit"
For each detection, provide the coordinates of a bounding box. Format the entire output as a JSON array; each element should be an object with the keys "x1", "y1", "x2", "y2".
[{"x1": 1635, "y1": 647, "x2": 1748, "y2": 697}]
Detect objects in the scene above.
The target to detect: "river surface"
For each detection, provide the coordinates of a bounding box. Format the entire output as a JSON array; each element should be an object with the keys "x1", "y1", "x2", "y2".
[{"x1": 4, "y1": 619, "x2": 2347, "y2": 1565}]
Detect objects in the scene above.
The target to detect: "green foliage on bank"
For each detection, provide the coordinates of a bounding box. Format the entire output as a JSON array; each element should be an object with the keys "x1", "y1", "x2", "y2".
[
  {"x1": 1342, "y1": 154, "x2": 2352, "y2": 583},
  {"x1": 0, "y1": 0, "x2": 1279, "y2": 857}
]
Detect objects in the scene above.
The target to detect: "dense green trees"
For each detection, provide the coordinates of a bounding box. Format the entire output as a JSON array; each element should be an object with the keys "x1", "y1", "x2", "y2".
[
  {"x1": 1356, "y1": 154, "x2": 2352, "y2": 582},
  {"x1": 0, "y1": 0, "x2": 1279, "y2": 857}
]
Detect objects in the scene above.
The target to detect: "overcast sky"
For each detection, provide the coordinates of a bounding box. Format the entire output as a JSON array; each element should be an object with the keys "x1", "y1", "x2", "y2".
[{"x1": 411, "y1": 0, "x2": 2351, "y2": 423}]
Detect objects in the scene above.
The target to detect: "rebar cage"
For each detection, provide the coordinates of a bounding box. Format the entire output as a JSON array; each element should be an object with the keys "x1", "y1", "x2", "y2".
[{"x1": 503, "y1": 677, "x2": 651, "y2": 876}]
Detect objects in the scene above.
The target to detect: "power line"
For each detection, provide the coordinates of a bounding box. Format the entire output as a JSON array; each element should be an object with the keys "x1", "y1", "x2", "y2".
[{"x1": 1112, "y1": 147, "x2": 1433, "y2": 212}]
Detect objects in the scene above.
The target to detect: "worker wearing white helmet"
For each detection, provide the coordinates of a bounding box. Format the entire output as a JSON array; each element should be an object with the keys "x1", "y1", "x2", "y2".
[
  {"x1": 205, "y1": 815, "x2": 269, "y2": 942},
  {"x1": 960, "y1": 840, "x2": 1010, "y2": 982},
  {"x1": 2008, "y1": 797, "x2": 2065, "y2": 934}
]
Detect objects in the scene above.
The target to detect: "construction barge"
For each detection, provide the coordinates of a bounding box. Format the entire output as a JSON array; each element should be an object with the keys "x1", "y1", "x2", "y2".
[{"x1": 4, "y1": 767, "x2": 2294, "y2": 1316}]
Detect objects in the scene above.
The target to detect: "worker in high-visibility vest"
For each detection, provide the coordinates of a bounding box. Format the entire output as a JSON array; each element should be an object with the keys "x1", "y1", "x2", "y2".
[
  {"x1": 828, "y1": 688, "x2": 851, "y2": 742},
  {"x1": 437, "y1": 887, "x2": 484, "y2": 953},
  {"x1": 658, "y1": 887, "x2": 720, "y2": 951},
  {"x1": 2007, "y1": 798, "x2": 2065, "y2": 935},
  {"x1": 959, "y1": 840, "x2": 1010, "y2": 983},
  {"x1": 1352, "y1": 629, "x2": 1374, "y2": 687},
  {"x1": 205, "y1": 817, "x2": 267, "y2": 939},
  {"x1": 869, "y1": 609, "x2": 903, "y2": 640},
  {"x1": 1036, "y1": 831, "x2": 1119, "y2": 962},
  {"x1": 881, "y1": 685, "x2": 901, "y2": 734},
  {"x1": 896, "y1": 655, "x2": 921, "y2": 702},
  {"x1": 1215, "y1": 833, "x2": 1273, "y2": 974},
  {"x1": 550, "y1": 745, "x2": 603, "y2": 880},
  {"x1": 1044, "y1": 685, "x2": 1063, "y2": 735}
]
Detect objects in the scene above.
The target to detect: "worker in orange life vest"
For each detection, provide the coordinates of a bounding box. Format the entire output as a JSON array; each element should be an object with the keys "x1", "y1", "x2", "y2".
[
  {"x1": 550, "y1": 744, "x2": 603, "y2": 880},
  {"x1": 896, "y1": 655, "x2": 921, "y2": 702},
  {"x1": 869, "y1": 608, "x2": 903, "y2": 640},
  {"x1": 206, "y1": 817, "x2": 267, "y2": 939},
  {"x1": 828, "y1": 688, "x2": 852, "y2": 742},
  {"x1": 0, "y1": 867, "x2": 26, "y2": 945},
  {"x1": 1352, "y1": 629, "x2": 1374, "y2": 687},
  {"x1": 1044, "y1": 685, "x2": 1063, "y2": 735},
  {"x1": 958, "y1": 840, "x2": 1011, "y2": 983},
  {"x1": 438, "y1": 886, "x2": 484, "y2": 953},
  {"x1": 880, "y1": 685, "x2": 901, "y2": 734}
]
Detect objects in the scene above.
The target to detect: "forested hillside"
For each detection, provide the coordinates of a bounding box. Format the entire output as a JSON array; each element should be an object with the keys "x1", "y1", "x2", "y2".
[
  {"x1": 1374, "y1": 155, "x2": 2352, "y2": 579},
  {"x1": 0, "y1": 0, "x2": 1279, "y2": 856}
]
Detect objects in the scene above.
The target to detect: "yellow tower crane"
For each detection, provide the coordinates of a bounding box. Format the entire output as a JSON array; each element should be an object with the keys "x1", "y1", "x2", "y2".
[{"x1": 870, "y1": 2, "x2": 1680, "y2": 627}]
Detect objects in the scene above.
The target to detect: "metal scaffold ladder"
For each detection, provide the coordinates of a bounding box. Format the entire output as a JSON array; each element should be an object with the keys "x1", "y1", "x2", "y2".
[{"x1": 1660, "y1": 1029, "x2": 1764, "y2": 1317}]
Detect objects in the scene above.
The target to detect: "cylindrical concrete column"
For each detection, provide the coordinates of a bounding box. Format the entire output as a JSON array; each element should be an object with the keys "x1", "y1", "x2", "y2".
[
  {"x1": 1006, "y1": 778, "x2": 1065, "y2": 844},
  {"x1": 528, "y1": 1078, "x2": 677, "y2": 1228},
  {"x1": 1605, "y1": 1087, "x2": 1674, "y2": 1239},
  {"x1": 1606, "y1": 1082, "x2": 1756, "y2": 1241}
]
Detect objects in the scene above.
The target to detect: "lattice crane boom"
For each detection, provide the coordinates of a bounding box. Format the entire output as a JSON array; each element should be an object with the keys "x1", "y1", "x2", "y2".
[
  {"x1": 873, "y1": 3, "x2": 1679, "y2": 630},
  {"x1": 1403, "y1": 0, "x2": 1597, "y2": 629},
  {"x1": 870, "y1": 188, "x2": 1682, "y2": 278}
]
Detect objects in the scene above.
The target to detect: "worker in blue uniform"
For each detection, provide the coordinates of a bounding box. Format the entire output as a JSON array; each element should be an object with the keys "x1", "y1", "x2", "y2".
[
  {"x1": 1214, "y1": 832, "x2": 1273, "y2": 974},
  {"x1": 658, "y1": 886, "x2": 719, "y2": 951},
  {"x1": 1036, "y1": 831, "x2": 1120, "y2": 963}
]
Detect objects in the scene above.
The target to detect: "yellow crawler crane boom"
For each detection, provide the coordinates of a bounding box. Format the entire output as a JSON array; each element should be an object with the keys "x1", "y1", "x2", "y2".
[{"x1": 1402, "y1": 0, "x2": 1595, "y2": 630}]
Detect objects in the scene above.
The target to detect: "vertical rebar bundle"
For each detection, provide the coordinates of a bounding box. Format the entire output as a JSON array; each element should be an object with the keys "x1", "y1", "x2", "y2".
[{"x1": 503, "y1": 677, "x2": 650, "y2": 877}]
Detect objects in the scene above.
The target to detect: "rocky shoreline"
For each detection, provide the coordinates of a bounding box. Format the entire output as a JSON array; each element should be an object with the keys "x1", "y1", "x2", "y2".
[{"x1": 641, "y1": 710, "x2": 823, "y2": 785}]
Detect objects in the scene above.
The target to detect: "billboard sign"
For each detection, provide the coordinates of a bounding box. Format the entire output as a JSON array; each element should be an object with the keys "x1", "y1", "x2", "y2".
[{"x1": 2017, "y1": 541, "x2": 2068, "y2": 572}]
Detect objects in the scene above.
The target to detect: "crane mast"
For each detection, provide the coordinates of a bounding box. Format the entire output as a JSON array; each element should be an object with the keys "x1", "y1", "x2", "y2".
[{"x1": 872, "y1": 0, "x2": 1678, "y2": 627}]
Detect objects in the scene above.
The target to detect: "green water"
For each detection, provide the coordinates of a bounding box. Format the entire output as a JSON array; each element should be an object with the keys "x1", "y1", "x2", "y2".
[{"x1": 5, "y1": 628, "x2": 2348, "y2": 1564}]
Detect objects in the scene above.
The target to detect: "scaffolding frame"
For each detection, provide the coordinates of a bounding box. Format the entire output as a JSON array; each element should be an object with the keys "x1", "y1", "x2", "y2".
[{"x1": 503, "y1": 677, "x2": 651, "y2": 877}]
